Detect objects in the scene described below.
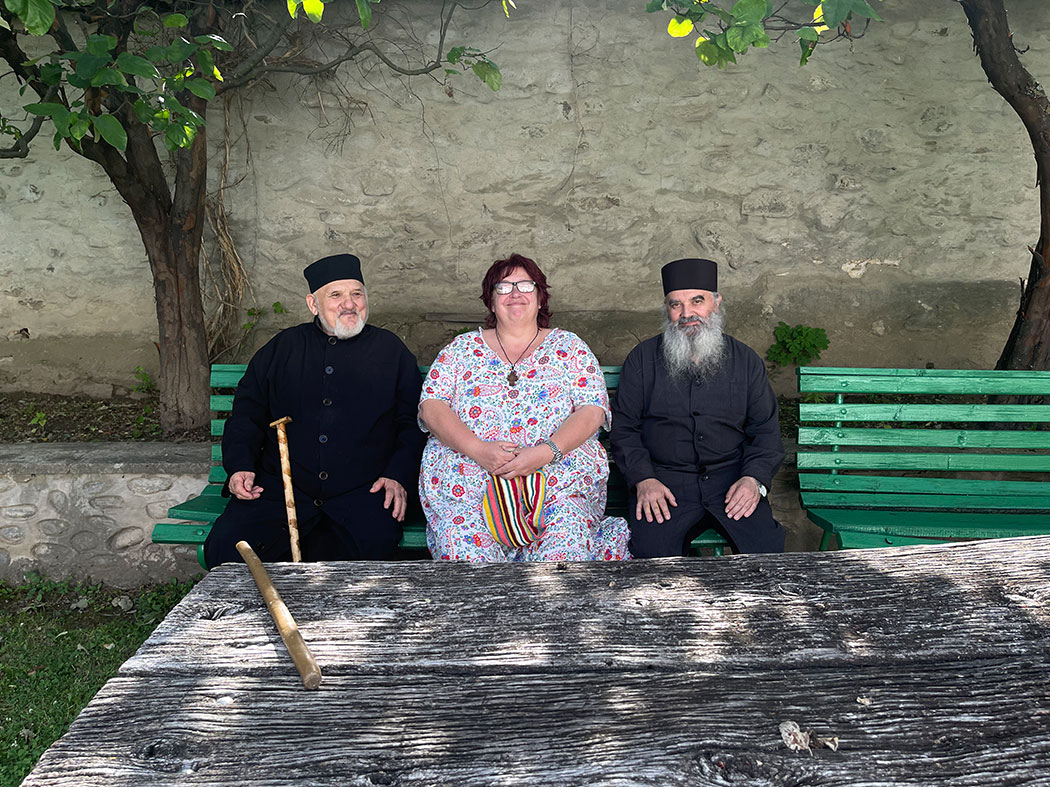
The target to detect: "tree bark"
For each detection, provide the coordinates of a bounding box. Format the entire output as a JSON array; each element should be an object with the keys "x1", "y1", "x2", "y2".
[{"x1": 959, "y1": 0, "x2": 1050, "y2": 370}]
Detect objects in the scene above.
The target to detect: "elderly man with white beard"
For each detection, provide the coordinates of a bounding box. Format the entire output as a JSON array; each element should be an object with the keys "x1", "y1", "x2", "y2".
[
  {"x1": 610, "y1": 258, "x2": 785, "y2": 556},
  {"x1": 203, "y1": 253, "x2": 426, "y2": 567}
]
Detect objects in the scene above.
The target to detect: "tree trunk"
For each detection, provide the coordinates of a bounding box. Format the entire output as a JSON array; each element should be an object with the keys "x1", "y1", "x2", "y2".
[
  {"x1": 85, "y1": 115, "x2": 211, "y2": 433},
  {"x1": 959, "y1": 0, "x2": 1050, "y2": 370}
]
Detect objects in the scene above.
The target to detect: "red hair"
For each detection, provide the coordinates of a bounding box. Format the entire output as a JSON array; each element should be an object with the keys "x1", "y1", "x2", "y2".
[{"x1": 479, "y1": 253, "x2": 551, "y2": 329}]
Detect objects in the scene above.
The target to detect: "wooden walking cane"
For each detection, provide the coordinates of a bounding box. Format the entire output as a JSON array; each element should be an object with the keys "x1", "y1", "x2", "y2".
[
  {"x1": 269, "y1": 416, "x2": 301, "y2": 562},
  {"x1": 236, "y1": 540, "x2": 322, "y2": 690}
]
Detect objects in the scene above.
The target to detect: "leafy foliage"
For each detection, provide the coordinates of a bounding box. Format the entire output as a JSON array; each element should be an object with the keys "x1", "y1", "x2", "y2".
[
  {"x1": 646, "y1": 0, "x2": 882, "y2": 68},
  {"x1": 766, "y1": 321, "x2": 830, "y2": 366}
]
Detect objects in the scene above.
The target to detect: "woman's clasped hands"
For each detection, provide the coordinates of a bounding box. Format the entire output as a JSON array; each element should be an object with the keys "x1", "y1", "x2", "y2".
[{"x1": 474, "y1": 439, "x2": 550, "y2": 480}]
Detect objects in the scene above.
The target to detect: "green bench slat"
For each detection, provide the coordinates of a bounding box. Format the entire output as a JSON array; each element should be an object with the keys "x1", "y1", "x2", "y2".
[
  {"x1": 801, "y1": 491, "x2": 1050, "y2": 511},
  {"x1": 167, "y1": 495, "x2": 228, "y2": 523},
  {"x1": 798, "y1": 473, "x2": 1050, "y2": 497},
  {"x1": 798, "y1": 427, "x2": 1050, "y2": 449},
  {"x1": 800, "y1": 403, "x2": 1050, "y2": 423},
  {"x1": 797, "y1": 366, "x2": 1050, "y2": 395},
  {"x1": 208, "y1": 466, "x2": 229, "y2": 484},
  {"x1": 797, "y1": 452, "x2": 1050, "y2": 472},
  {"x1": 835, "y1": 531, "x2": 954, "y2": 549},
  {"x1": 210, "y1": 364, "x2": 248, "y2": 387},
  {"x1": 804, "y1": 508, "x2": 1050, "y2": 540},
  {"x1": 152, "y1": 522, "x2": 211, "y2": 544},
  {"x1": 210, "y1": 394, "x2": 235, "y2": 412}
]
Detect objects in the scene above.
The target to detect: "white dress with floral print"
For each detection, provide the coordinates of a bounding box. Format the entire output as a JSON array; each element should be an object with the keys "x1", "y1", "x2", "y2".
[{"x1": 419, "y1": 328, "x2": 630, "y2": 562}]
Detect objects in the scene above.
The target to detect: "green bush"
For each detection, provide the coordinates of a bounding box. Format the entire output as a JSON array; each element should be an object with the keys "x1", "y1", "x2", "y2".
[{"x1": 766, "y1": 322, "x2": 829, "y2": 366}]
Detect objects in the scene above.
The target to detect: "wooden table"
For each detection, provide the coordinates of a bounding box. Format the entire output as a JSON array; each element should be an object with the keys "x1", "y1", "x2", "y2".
[{"x1": 24, "y1": 538, "x2": 1050, "y2": 785}]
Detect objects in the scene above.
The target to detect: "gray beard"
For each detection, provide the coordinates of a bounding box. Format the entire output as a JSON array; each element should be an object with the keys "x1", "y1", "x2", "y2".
[{"x1": 661, "y1": 308, "x2": 726, "y2": 381}]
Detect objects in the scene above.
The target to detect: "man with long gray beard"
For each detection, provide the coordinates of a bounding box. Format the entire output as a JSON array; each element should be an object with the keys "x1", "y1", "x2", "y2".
[
  {"x1": 203, "y1": 253, "x2": 425, "y2": 567},
  {"x1": 610, "y1": 258, "x2": 785, "y2": 555}
]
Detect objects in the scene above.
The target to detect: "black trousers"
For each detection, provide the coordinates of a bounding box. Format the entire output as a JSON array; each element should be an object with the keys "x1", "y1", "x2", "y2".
[
  {"x1": 203, "y1": 486, "x2": 402, "y2": 568},
  {"x1": 627, "y1": 472, "x2": 785, "y2": 557}
]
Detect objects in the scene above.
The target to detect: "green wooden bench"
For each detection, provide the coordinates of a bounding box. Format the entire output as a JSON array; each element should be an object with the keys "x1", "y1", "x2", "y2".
[
  {"x1": 152, "y1": 363, "x2": 728, "y2": 567},
  {"x1": 797, "y1": 366, "x2": 1050, "y2": 550}
]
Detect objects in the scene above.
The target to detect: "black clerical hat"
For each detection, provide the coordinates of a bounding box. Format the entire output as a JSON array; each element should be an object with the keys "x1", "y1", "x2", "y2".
[
  {"x1": 304, "y1": 254, "x2": 364, "y2": 292},
  {"x1": 661, "y1": 258, "x2": 718, "y2": 295}
]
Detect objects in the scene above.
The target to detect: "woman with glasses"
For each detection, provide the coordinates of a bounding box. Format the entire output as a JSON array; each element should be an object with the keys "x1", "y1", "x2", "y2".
[{"x1": 418, "y1": 253, "x2": 630, "y2": 561}]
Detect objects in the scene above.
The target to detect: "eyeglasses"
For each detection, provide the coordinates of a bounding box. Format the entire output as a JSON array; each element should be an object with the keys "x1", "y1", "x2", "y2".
[{"x1": 493, "y1": 280, "x2": 537, "y2": 295}]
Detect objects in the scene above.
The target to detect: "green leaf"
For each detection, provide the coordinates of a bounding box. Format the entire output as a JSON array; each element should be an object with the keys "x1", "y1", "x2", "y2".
[
  {"x1": 302, "y1": 0, "x2": 324, "y2": 23},
  {"x1": 471, "y1": 60, "x2": 501, "y2": 92},
  {"x1": 116, "y1": 52, "x2": 162, "y2": 80},
  {"x1": 68, "y1": 112, "x2": 91, "y2": 141},
  {"x1": 133, "y1": 98, "x2": 155, "y2": 123},
  {"x1": 166, "y1": 38, "x2": 197, "y2": 63},
  {"x1": 797, "y1": 26, "x2": 819, "y2": 42},
  {"x1": 185, "y1": 78, "x2": 215, "y2": 100},
  {"x1": 163, "y1": 13, "x2": 189, "y2": 28},
  {"x1": 24, "y1": 101, "x2": 68, "y2": 119},
  {"x1": 163, "y1": 122, "x2": 194, "y2": 151},
  {"x1": 447, "y1": 46, "x2": 465, "y2": 65},
  {"x1": 849, "y1": 0, "x2": 882, "y2": 21},
  {"x1": 799, "y1": 38, "x2": 817, "y2": 65},
  {"x1": 39, "y1": 62, "x2": 64, "y2": 86},
  {"x1": 730, "y1": 0, "x2": 767, "y2": 25},
  {"x1": 75, "y1": 53, "x2": 110, "y2": 81},
  {"x1": 91, "y1": 114, "x2": 127, "y2": 151},
  {"x1": 86, "y1": 34, "x2": 118, "y2": 56},
  {"x1": 90, "y1": 68, "x2": 127, "y2": 87},
  {"x1": 645, "y1": 0, "x2": 666, "y2": 11},
  {"x1": 287, "y1": 0, "x2": 298, "y2": 19},
  {"x1": 145, "y1": 46, "x2": 169, "y2": 63},
  {"x1": 194, "y1": 34, "x2": 233, "y2": 52},
  {"x1": 820, "y1": 0, "x2": 849, "y2": 28},
  {"x1": 354, "y1": 0, "x2": 371, "y2": 29},
  {"x1": 7, "y1": 0, "x2": 54, "y2": 35}
]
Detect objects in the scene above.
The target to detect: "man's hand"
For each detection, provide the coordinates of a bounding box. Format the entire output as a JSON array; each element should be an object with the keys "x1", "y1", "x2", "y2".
[
  {"x1": 473, "y1": 440, "x2": 520, "y2": 475},
  {"x1": 635, "y1": 478, "x2": 677, "y2": 523},
  {"x1": 725, "y1": 475, "x2": 762, "y2": 521},
  {"x1": 370, "y1": 477, "x2": 408, "y2": 521},
  {"x1": 228, "y1": 471, "x2": 262, "y2": 500},
  {"x1": 496, "y1": 445, "x2": 550, "y2": 480}
]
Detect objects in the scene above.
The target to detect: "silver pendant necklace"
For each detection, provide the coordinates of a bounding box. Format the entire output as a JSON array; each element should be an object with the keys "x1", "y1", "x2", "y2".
[{"x1": 494, "y1": 326, "x2": 540, "y2": 386}]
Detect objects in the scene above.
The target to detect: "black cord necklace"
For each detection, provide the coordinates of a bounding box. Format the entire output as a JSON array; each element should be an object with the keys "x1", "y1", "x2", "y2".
[{"x1": 494, "y1": 326, "x2": 540, "y2": 386}]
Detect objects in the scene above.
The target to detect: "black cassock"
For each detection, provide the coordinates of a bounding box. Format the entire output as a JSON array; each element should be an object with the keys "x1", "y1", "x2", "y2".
[
  {"x1": 610, "y1": 333, "x2": 785, "y2": 555},
  {"x1": 203, "y1": 320, "x2": 425, "y2": 566}
]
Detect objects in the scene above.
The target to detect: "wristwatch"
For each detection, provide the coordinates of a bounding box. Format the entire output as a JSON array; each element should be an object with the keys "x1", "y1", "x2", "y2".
[
  {"x1": 756, "y1": 481, "x2": 768, "y2": 498},
  {"x1": 541, "y1": 438, "x2": 564, "y2": 465}
]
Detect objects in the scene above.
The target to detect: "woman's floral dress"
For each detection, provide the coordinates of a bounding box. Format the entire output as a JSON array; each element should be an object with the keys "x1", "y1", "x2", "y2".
[{"x1": 419, "y1": 328, "x2": 630, "y2": 562}]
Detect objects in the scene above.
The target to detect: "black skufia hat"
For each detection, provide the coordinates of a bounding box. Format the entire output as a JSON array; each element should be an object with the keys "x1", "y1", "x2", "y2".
[
  {"x1": 661, "y1": 258, "x2": 718, "y2": 295},
  {"x1": 304, "y1": 254, "x2": 364, "y2": 292}
]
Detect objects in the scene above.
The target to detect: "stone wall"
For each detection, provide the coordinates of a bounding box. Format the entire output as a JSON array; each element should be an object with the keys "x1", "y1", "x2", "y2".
[
  {"x1": 0, "y1": 442, "x2": 817, "y2": 586},
  {"x1": 0, "y1": 444, "x2": 207, "y2": 587},
  {"x1": 1, "y1": 0, "x2": 1047, "y2": 394}
]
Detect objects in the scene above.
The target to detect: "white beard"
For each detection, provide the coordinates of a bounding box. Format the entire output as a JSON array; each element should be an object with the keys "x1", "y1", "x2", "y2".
[
  {"x1": 318, "y1": 311, "x2": 365, "y2": 339},
  {"x1": 661, "y1": 307, "x2": 726, "y2": 381}
]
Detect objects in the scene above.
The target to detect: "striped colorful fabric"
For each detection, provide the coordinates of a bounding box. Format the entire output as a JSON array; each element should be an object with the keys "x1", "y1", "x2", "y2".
[{"x1": 483, "y1": 471, "x2": 548, "y2": 549}]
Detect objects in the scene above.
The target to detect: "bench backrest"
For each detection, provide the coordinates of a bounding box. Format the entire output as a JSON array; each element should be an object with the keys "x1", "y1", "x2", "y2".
[
  {"x1": 206, "y1": 363, "x2": 623, "y2": 485},
  {"x1": 796, "y1": 366, "x2": 1050, "y2": 512}
]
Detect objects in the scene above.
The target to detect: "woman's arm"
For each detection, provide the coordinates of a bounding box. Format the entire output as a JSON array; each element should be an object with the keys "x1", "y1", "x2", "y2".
[
  {"x1": 496, "y1": 404, "x2": 605, "y2": 479},
  {"x1": 419, "y1": 399, "x2": 520, "y2": 474}
]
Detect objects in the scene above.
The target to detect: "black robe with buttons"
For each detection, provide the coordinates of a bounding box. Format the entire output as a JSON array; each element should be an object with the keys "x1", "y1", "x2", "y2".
[
  {"x1": 204, "y1": 319, "x2": 425, "y2": 565},
  {"x1": 609, "y1": 333, "x2": 784, "y2": 552}
]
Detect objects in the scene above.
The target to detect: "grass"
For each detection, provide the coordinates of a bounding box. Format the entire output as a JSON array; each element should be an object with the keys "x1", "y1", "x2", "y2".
[{"x1": 0, "y1": 575, "x2": 195, "y2": 786}]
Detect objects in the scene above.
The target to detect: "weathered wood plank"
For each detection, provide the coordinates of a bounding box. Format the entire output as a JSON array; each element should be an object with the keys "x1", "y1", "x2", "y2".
[
  {"x1": 118, "y1": 541, "x2": 1050, "y2": 679},
  {"x1": 24, "y1": 658, "x2": 1050, "y2": 786}
]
